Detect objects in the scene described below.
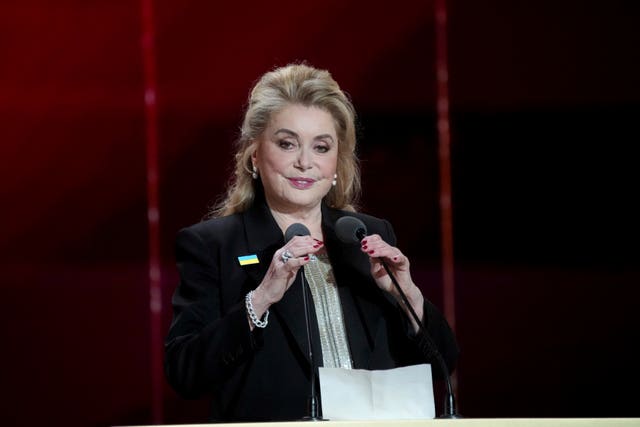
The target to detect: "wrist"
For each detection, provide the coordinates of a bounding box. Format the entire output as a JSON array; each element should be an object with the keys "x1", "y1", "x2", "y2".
[
  {"x1": 396, "y1": 284, "x2": 424, "y2": 325},
  {"x1": 251, "y1": 286, "x2": 274, "y2": 318},
  {"x1": 246, "y1": 290, "x2": 269, "y2": 329},
  {"x1": 405, "y1": 284, "x2": 424, "y2": 310},
  {"x1": 392, "y1": 282, "x2": 421, "y2": 306}
]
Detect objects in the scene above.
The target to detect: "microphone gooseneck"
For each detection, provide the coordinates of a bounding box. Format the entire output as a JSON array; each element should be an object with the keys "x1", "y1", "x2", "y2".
[
  {"x1": 284, "y1": 223, "x2": 326, "y2": 421},
  {"x1": 334, "y1": 216, "x2": 461, "y2": 419}
]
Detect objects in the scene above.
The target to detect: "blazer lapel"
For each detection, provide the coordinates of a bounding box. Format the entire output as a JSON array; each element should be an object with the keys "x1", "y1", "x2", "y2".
[
  {"x1": 239, "y1": 198, "x2": 282, "y2": 283},
  {"x1": 271, "y1": 273, "x2": 321, "y2": 367},
  {"x1": 240, "y1": 199, "x2": 319, "y2": 366},
  {"x1": 322, "y1": 204, "x2": 384, "y2": 370}
]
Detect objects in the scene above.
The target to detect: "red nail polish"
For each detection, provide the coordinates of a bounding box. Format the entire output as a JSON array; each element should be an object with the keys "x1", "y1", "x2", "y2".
[
  {"x1": 304, "y1": 256, "x2": 310, "y2": 261},
  {"x1": 362, "y1": 245, "x2": 368, "y2": 250},
  {"x1": 368, "y1": 250, "x2": 375, "y2": 254},
  {"x1": 362, "y1": 239, "x2": 368, "y2": 245},
  {"x1": 313, "y1": 244, "x2": 320, "y2": 248},
  {"x1": 393, "y1": 256, "x2": 399, "y2": 261}
]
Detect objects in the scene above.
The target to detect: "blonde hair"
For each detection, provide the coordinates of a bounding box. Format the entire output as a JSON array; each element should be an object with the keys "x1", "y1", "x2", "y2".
[{"x1": 210, "y1": 63, "x2": 361, "y2": 217}]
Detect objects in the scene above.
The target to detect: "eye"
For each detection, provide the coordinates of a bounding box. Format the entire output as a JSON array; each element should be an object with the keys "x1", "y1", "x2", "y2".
[
  {"x1": 278, "y1": 139, "x2": 296, "y2": 150},
  {"x1": 314, "y1": 143, "x2": 330, "y2": 154}
]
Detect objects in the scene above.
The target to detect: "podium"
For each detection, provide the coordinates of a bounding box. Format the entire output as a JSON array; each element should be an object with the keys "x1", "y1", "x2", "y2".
[{"x1": 123, "y1": 419, "x2": 640, "y2": 427}]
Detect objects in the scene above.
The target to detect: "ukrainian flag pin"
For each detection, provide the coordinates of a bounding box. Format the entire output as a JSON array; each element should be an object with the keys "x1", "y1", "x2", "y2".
[{"x1": 238, "y1": 254, "x2": 259, "y2": 266}]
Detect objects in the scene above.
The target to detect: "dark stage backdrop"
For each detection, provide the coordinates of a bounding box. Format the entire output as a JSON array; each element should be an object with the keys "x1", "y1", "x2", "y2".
[{"x1": 1, "y1": 1, "x2": 638, "y2": 426}]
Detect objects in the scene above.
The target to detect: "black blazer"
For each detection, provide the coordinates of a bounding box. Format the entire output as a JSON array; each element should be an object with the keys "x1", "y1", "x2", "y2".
[{"x1": 164, "y1": 198, "x2": 459, "y2": 422}]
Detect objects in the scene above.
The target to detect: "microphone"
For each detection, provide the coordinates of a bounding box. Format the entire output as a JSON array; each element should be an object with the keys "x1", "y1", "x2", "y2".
[
  {"x1": 335, "y1": 216, "x2": 367, "y2": 243},
  {"x1": 335, "y1": 216, "x2": 461, "y2": 419},
  {"x1": 284, "y1": 223, "x2": 326, "y2": 421},
  {"x1": 285, "y1": 222, "x2": 312, "y2": 243}
]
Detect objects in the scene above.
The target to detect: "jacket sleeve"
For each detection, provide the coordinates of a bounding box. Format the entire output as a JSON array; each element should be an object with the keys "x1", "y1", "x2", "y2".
[
  {"x1": 164, "y1": 226, "x2": 262, "y2": 399},
  {"x1": 418, "y1": 300, "x2": 460, "y2": 379},
  {"x1": 381, "y1": 218, "x2": 460, "y2": 380}
]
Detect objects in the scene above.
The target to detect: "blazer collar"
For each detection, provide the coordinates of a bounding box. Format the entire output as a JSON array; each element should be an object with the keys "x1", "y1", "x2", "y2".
[{"x1": 242, "y1": 196, "x2": 285, "y2": 255}]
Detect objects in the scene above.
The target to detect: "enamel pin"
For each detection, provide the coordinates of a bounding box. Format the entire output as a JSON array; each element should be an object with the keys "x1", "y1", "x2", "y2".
[{"x1": 237, "y1": 254, "x2": 259, "y2": 266}]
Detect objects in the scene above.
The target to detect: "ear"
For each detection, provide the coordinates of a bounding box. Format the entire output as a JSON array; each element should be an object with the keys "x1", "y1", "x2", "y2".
[{"x1": 250, "y1": 140, "x2": 259, "y2": 167}]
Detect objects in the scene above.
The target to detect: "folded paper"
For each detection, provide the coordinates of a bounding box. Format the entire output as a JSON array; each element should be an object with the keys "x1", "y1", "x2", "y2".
[{"x1": 319, "y1": 364, "x2": 435, "y2": 420}]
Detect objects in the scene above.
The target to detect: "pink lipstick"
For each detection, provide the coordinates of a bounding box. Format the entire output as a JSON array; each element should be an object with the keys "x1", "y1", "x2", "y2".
[{"x1": 288, "y1": 177, "x2": 316, "y2": 189}]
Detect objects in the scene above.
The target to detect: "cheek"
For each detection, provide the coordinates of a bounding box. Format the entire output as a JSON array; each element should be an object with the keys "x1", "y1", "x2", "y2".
[
  {"x1": 261, "y1": 153, "x2": 287, "y2": 174},
  {"x1": 324, "y1": 156, "x2": 339, "y2": 177}
]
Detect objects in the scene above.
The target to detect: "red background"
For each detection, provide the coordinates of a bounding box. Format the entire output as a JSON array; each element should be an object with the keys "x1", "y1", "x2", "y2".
[{"x1": 1, "y1": 0, "x2": 639, "y2": 425}]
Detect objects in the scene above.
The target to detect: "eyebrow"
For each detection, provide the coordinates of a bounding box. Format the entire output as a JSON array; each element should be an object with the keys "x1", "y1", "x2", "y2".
[{"x1": 274, "y1": 128, "x2": 335, "y2": 143}]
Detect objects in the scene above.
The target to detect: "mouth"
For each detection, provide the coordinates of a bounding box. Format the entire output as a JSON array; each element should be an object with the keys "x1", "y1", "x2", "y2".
[{"x1": 287, "y1": 177, "x2": 317, "y2": 189}]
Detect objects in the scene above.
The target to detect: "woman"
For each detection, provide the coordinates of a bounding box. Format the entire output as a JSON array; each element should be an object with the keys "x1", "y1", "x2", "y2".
[{"x1": 164, "y1": 63, "x2": 459, "y2": 422}]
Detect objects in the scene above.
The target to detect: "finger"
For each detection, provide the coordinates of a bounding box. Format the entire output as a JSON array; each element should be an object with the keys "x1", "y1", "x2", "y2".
[
  {"x1": 288, "y1": 235, "x2": 324, "y2": 247},
  {"x1": 283, "y1": 237, "x2": 324, "y2": 258},
  {"x1": 285, "y1": 253, "x2": 315, "y2": 269},
  {"x1": 276, "y1": 248, "x2": 293, "y2": 265},
  {"x1": 360, "y1": 234, "x2": 382, "y2": 254},
  {"x1": 361, "y1": 237, "x2": 394, "y2": 258},
  {"x1": 360, "y1": 234, "x2": 382, "y2": 249},
  {"x1": 276, "y1": 243, "x2": 323, "y2": 264},
  {"x1": 361, "y1": 238, "x2": 407, "y2": 267},
  {"x1": 370, "y1": 258, "x2": 388, "y2": 279},
  {"x1": 390, "y1": 253, "x2": 407, "y2": 264},
  {"x1": 275, "y1": 250, "x2": 315, "y2": 276}
]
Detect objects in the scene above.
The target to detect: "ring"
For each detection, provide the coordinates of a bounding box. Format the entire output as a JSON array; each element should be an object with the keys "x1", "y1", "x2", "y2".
[{"x1": 281, "y1": 250, "x2": 294, "y2": 263}]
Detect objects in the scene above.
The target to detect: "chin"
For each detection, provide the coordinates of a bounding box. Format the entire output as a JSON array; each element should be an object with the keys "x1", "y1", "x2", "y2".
[{"x1": 284, "y1": 193, "x2": 325, "y2": 210}]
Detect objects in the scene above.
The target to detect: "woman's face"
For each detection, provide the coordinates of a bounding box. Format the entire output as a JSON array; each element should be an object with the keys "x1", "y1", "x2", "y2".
[{"x1": 252, "y1": 103, "x2": 339, "y2": 213}]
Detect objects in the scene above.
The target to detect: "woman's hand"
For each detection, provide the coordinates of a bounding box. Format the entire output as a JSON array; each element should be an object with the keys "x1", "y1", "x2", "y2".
[
  {"x1": 361, "y1": 234, "x2": 424, "y2": 332},
  {"x1": 249, "y1": 236, "x2": 324, "y2": 324}
]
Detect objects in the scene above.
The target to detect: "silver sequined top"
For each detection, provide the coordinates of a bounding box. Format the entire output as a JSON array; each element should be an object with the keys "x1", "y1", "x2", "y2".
[{"x1": 304, "y1": 252, "x2": 353, "y2": 369}]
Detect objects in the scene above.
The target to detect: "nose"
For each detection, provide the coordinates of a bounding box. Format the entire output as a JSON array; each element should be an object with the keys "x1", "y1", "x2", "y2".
[{"x1": 295, "y1": 146, "x2": 312, "y2": 170}]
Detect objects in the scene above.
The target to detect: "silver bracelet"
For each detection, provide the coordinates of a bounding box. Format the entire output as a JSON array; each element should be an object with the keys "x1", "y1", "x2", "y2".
[{"x1": 245, "y1": 290, "x2": 269, "y2": 328}]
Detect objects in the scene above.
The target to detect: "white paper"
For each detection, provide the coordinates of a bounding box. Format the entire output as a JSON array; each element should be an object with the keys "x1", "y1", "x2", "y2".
[{"x1": 318, "y1": 364, "x2": 435, "y2": 420}]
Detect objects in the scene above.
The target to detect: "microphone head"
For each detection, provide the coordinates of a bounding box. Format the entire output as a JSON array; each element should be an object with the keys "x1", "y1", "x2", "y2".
[
  {"x1": 335, "y1": 216, "x2": 368, "y2": 244},
  {"x1": 285, "y1": 223, "x2": 311, "y2": 242}
]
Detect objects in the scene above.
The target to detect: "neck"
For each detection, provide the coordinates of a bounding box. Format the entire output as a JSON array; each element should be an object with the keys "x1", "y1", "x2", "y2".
[{"x1": 269, "y1": 205, "x2": 323, "y2": 240}]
